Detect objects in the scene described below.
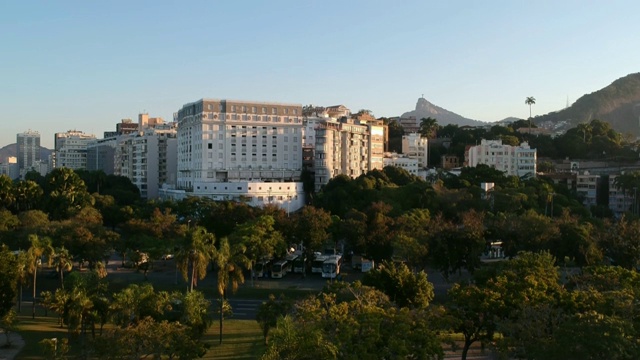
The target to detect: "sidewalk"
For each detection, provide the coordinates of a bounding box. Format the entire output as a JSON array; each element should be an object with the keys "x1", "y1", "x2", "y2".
[{"x1": 0, "y1": 331, "x2": 25, "y2": 360}]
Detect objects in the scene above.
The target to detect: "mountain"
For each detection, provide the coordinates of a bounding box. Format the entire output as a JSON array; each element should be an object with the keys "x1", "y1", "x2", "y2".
[
  {"x1": 535, "y1": 73, "x2": 640, "y2": 135},
  {"x1": 0, "y1": 143, "x2": 53, "y2": 163},
  {"x1": 400, "y1": 97, "x2": 487, "y2": 127}
]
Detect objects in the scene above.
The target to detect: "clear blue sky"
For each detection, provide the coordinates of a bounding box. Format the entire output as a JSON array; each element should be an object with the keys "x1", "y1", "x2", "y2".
[{"x1": 1, "y1": 0, "x2": 639, "y2": 149}]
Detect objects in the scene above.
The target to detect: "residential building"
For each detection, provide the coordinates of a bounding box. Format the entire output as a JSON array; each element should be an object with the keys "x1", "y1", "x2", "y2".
[
  {"x1": 441, "y1": 155, "x2": 460, "y2": 169},
  {"x1": 171, "y1": 99, "x2": 305, "y2": 211},
  {"x1": 402, "y1": 133, "x2": 429, "y2": 168},
  {"x1": 53, "y1": 130, "x2": 96, "y2": 170},
  {"x1": 609, "y1": 174, "x2": 635, "y2": 218},
  {"x1": 17, "y1": 130, "x2": 41, "y2": 176},
  {"x1": 114, "y1": 115, "x2": 177, "y2": 198},
  {"x1": 103, "y1": 119, "x2": 139, "y2": 138},
  {"x1": 383, "y1": 153, "x2": 420, "y2": 176},
  {"x1": 576, "y1": 171, "x2": 600, "y2": 208},
  {"x1": 0, "y1": 157, "x2": 19, "y2": 180},
  {"x1": 86, "y1": 137, "x2": 117, "y2": 174},
  {"x1": 467, "y1": 139, "x2": 537, "y2": 178}
]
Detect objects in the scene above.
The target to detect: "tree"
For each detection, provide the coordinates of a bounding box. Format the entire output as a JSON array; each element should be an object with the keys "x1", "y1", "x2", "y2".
[
  {"x1": 176, "y1": 227, "x2": 216, "y2": 292},
  {"x1": 0, "y1": 246, "x2": 18, "y2": 319},
  {"x1": 525, "y1": 96, "x2": 536, "y2": 133},
  {"x1": 0, "y1": 174, "x2": 15, "y2": 211},
  {"x1": 256, "y1": 294, "x2": 292, "y2": 345},
  {"x1": 52, "y1": 247, "x2": 73, "y2": 289},
  {"x1": 26, "y1": 234, "x2": 53, "y2": 319},
  {"x1": 447, "y1": 283, "x2": 502, "y2": 360},
  {"x1": 362, "y1": 260, "x2": 434, "y2": 309},
  {"x1": 44, "y1": 168, "x2": 92, "y2": 220},
  {"x1": 13, "y1": 180, "x2": 43, "y2": 213},
  {"x1": 215, "y1": 237, "x2": 249, "y2": 344},
  {"x1": 231, "y1": 216, "x2": 285, "y2": 286},
  {"x1": 419, "y1": 117, "x2": 439, "y2": 139}
]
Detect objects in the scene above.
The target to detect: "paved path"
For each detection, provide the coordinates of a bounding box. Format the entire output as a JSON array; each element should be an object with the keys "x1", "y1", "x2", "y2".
[
  {"x1": 228, "y1": 299, "x2": 263, "y2": 320},
  {"x1": 0, "y1": 331, "x2": 25, "y2": 360}
]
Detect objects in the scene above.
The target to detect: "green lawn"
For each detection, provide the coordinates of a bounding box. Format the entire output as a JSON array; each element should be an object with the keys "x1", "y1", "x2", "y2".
[
  {"x1": 202, "y1": 320, "x2": 266, "y2": 359},
  {"x1": 14, "y1": 310, "x2": 67, "y2": 360}
]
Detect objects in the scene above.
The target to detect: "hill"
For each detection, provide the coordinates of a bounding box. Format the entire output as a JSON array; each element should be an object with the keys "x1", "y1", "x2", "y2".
[
  {"x1": 0, "y1": 143, "x2": 53, "y2": 163},
  {"x1": 401, "y1": 97, "x2": 487, "y2": 127},
  {"x1": 535, "y1": 72, "x2": 640, "y2": 135}
]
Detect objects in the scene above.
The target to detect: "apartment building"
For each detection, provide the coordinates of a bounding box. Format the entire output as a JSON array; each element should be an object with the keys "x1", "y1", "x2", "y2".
[
  {"x1": 53, "y1": 130, "x2": 96, "y2": 170},
  {"x1": 402, "y1": 133, "x2": 429, "y2": 168},
  {"x1": 609, "y1": 174, "x2": 635, "y2": 218},
  {"x1": 171, "y1": 99, "x2": 305, "y2": 211},
  {"x1": 0, "y1": 157, "x2": 19, "y2": 180},
  {"x1": 114, "y1": 115, "x2": 177, "y2": 199},
  {"x1": 576, "y1": 171, "x2": 600, "y2": 208},
  {"x1": 467, "y1": 139, "x2": 537, "y2": 178},
  {"x1": 383, "y1": 153, "x2": 420, "y2": 176},
  {"x1": 17, "y1": 130, "x2": 41, "y2": 175},
  {"x1": 313, "y1": 116, "x2": 386, "y2": 191}
]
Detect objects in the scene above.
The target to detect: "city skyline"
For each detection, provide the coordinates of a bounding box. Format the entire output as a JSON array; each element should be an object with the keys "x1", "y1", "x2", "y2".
[{"x1": 2, "y1": 1, "x2": 640, "y2": 148}]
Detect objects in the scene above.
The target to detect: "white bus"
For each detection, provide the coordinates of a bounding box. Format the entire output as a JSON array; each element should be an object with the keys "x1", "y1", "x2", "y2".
[
  {"x1": 254, "y1": 258, "x2": 272, "y2": 278},
  {"x1": 311, "y1": 254, "x2": 328, "y2": 274},
  {"x1": 271, "y1": 260, "x2": 291, "y2": 279},
  {"x1": 285, "y1": 253, "x2": 299, "y2": 273},
  {"x1": 322, "y1": 255, "x2": 342, "y2": 279}
]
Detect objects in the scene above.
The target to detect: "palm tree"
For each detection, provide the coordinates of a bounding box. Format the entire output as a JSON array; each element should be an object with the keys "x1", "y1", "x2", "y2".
[
  {"x1": 176, "y1": 227, "x2": 216, "y2": 292},
  {"x1": 27, "y1": 234, "x2": 54, "y2": 319},
  {"x1": 215, "y1": 237, "x2": 249, "y2": 344},
  {"x1": 53, "y1": 247, "x2": 73, "y2": 289},
  {"x1": 525, "y1": 96, "x2": 536, "y2": 133},
  {"x1": 419, "y1": 117, "x2": 438, "y2": 138}
]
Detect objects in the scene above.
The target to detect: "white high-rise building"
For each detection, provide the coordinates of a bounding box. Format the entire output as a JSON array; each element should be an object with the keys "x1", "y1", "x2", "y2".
[
  {"x1": 114, "y1": 116, "x2": 177, "y2": 199},
  {"x1": 402, "y1": 133, "x2": 429, "y2": 168},
  {"x1": 467, "y1": 139, "x2": 537, "y2": 178},
  {"x1": 53, "y1": 130, "x2": 97, "y2": 170},
  {"x1": 171, "y1": 99, "x2": 305, "y2": 212}
]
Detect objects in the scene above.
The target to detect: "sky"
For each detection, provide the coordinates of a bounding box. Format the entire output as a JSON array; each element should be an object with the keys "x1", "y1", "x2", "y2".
[{"x1": 1, "y1": 1, "x2": 640, "y2": 149}]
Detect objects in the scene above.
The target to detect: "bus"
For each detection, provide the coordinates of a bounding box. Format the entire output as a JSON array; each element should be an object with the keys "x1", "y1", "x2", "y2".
[
  {"x1": 285, "y1": 253, "x2": 299, "y2": 273},
  {"x1": 271, "y1": 260, "x2": 291, "y2": 279},
  {"x1": 322, "y1": 255, "x2": 342, "y2": 279},
  {"x1": 311, "y1": 254, "x2": 328, "y2": 274},
  {"x1": 254, "y1": 258, "x2": 272, "y2": 278},
  {"x1": 292, "y1": 253, "x2": 307, "y2": 274}
]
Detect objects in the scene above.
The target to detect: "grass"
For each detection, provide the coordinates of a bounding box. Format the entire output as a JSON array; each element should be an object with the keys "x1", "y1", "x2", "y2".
[
  {"x1": 13, "y1": 310, "x2": 67, "y2": 359},
  {"x1": 202, "y1": 320, "x2": 266, "y2": 359}
]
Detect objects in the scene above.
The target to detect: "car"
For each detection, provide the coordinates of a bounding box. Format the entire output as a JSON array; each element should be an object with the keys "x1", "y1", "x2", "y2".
[{"x1": 161, "y1": 254, "x2": 174, "y2": 260}]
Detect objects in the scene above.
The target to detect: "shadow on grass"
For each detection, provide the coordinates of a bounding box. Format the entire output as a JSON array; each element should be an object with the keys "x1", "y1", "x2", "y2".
[{"x1": 202, "y1": 319, "x2": 266, "y2": 359}]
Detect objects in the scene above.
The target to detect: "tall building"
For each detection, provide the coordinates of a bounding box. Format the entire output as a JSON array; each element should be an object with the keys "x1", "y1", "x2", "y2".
[
  {"x1": 313, "y1": 116, "x2": 385, "y2": 191},
  {"x1": 467, "y1": 139, "x2": 537, "y2": 178},
  {"x1": 17, "y1": 130, "x2": 41, "y2": 174},
  {"x1": 114, "y1": 116, "x2": 177, "y2": 199},
  {"x1": 53, "y1": 130, "x2": 96, "y2": 170},
  {"x1": 402, "y1": 133, "x2": 429, "y2": 168},
  {"x1": 0, "y1": 157, "x2": 19, "y2": 180},
  {"x1": 103, "y1": 119, "x2": 139, "y2": 138},
  {"x1": 86, "y1": 137, "x2": 117, "y2": 174},
  {"x1": 576, "y1": 171, "x2": 600, "y2": 209},
  {"x1": 170, "y1": 99, "x2": 305, "y2": 211}
]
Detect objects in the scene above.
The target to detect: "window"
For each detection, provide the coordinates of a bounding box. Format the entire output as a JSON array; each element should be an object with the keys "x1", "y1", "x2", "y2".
[
  {"x1": 262, "y1": 107, "x2": 266, "y2": 114},
  {"x1": 252, "y1": 106, "x2": 256, "y2": 113},
  {"x1": 272, "y1": 108, "x2": 277, "y2": 115},
  {"x1": 208, "y1": 143, "x2": 212, "y2": 149}
]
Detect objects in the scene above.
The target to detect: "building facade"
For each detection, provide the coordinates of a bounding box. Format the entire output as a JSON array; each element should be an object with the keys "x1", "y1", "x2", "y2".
[
  {"x1": 17, "y1": 130, "x2": 41, "y2": 176},
  {"x1": 402, "y1": 133, "x2": 429, "y2": 168},
  {"x1": 576, "y1": 171, "x2": 600, "y2": 208},
  {"x1": 53, "y1": 130, "x2": 96, "y2": 170},
  {"x1": 467, "y1": 139, "x2": 537, "y2": 178},
  {"x1": 172, "y1": 99, "x2": 305, "y2": 211},
  {"x1": 114, "y1": 117, "x2": 177, "y2": 199}
]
